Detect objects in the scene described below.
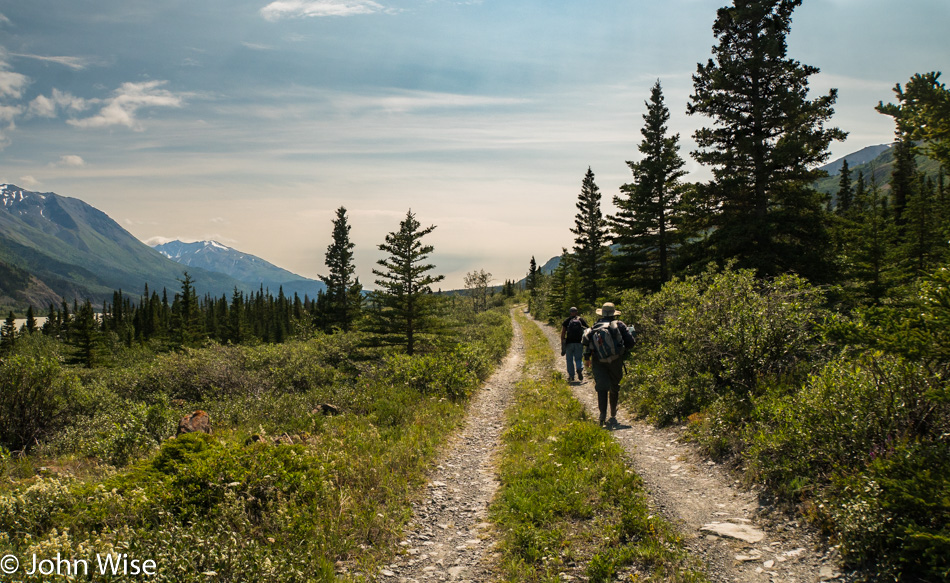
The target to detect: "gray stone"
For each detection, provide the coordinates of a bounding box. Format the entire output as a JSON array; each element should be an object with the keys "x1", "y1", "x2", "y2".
[{"x1": 700, "y1": 522, "x2": 766, "y2": 543}]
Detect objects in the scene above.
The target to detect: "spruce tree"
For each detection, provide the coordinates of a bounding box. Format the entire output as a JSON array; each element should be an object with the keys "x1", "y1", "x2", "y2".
[
  {"x1": 0, "y1": 311, "x2": 16, "y2": 354},
  {"x1": 876, "y1": 72, "x2": 950, "y2": 171},
  {"x1": 611, "y1": 80, "x2": 687, "y2": 289},
  {"x1": 848, "y1": 176, "x2": 896, "y2": 303},
  {"x1": 890, "y1": 135, "x2": 917, "y2": 227},
  {"x1": 526, "y1": 256, "x2": 540, "y2": 314},
  {"x1": 687, "y1": 0, "x2": 846, "y2": 279},
  {"x1": 372, "y1": 210, "x2": 445, "y2": 355},
  {"x1": 836, "y1": 158, "x2": 854, "y2": 214},
  {"x1": 172, "y1": 272, "x2": 202, "y2": 347},
  {"x1": 24, "y1": 306, "x2": 37, "y2": 334},
  {"x1": 571, "y1": 167, "x2": 609, "y2": 304},
  {"x1": 319, "y1": 206, "x2": 360, "y2": 331},
  {"x1": 70, "y1": 300, "x2": 100, "y2": 368}
]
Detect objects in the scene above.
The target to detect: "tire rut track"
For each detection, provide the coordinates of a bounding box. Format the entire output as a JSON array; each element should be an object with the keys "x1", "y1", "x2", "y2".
[{"x1": 379, "y1": 309, "x2": 525, "y2": 583}]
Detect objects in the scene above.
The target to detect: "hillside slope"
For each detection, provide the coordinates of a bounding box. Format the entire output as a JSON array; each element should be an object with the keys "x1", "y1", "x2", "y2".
[
  {"x1": 0, "y1": 184, "x2": 248, "y2": 310},
  {"x1": 153, "y1": 240, "x2": 326, "y2": 299}
]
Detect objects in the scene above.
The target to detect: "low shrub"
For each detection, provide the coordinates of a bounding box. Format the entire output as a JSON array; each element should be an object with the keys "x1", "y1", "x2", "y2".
[
  {"x1": 0, "y1": 338, "x2": 87, "y2": 452},
  {"x1": 828, "y1": 441, "x2": 950, "y2": 580},
  {"x1": 745, "y1": 352, "x2": 946, "y2": 499}
]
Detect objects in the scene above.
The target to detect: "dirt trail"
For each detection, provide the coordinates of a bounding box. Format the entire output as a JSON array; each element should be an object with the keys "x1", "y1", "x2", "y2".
[
  {"x1": 535, "y1": 314, "x2": 849, "y2": 583},
  {"x1": 379, "y1": 310, "x2": 524, "y2": 583}
]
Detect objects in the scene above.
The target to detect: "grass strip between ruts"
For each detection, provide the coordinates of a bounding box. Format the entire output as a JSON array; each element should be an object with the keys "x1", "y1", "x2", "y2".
[{"x1": 489, "y1": 309, "x2": 708, "y2": 583}]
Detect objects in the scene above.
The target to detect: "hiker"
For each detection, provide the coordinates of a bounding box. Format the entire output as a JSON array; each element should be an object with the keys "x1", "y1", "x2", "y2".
[
  {"x1": 582, "y1": 302, "x2": 636, "y2": 429},
  {"x1": 560, "y1": 307, "x2": 589, "y2": 382}
]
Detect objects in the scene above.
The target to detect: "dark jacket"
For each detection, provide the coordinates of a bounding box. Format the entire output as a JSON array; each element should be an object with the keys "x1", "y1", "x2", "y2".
[{"x1": 561, "y1": 316, "x2": 589, "y2": 344}]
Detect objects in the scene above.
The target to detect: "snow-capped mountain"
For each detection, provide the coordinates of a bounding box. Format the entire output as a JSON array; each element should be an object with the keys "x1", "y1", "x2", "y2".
[
  {"x1": 152, "y1": 240, "x2": 326, "y2": 298},
  {"x1": 0, "y1": 184, "x2": 248, "y2": 308}
]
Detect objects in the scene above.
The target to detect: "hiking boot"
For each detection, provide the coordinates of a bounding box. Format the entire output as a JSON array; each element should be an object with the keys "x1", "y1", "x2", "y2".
[
  {"x1": 577, "y1": 370, "x2": 583, "y2": 381},
  {"x1": 607, "y1": 417, "x2": 618, "y2": 429},
  {"x1": 568, "y1": 376, "x2": 575, "y2": 382},
  {"x1": 599, "y1": 416, "x2": 607, "y2": 428}
]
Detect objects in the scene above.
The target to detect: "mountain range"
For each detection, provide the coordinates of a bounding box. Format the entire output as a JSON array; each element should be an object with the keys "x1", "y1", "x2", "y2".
[
  {"x1": 3, "y1": 143, "x2": 939, "y2": 312},
  {"x1": 0, "y1": 184, "x2": 311, "y2": 312},
  {"x1": 152, "y1": 240, "x2": 325, "y2": 299}
]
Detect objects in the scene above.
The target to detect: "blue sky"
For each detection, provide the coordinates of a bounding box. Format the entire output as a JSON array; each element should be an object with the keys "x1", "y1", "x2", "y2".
[{"x1": 0, "y1": 0, "x2": 948, "y2": 288}]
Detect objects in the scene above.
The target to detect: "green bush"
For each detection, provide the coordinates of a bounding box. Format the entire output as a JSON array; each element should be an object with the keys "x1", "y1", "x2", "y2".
[
  {"x1": 621, "y1": 265, "x2": 824, "y2": 424},
  {"x1": 745, "y1": 352, "x2": 946, "y2": 498},
  {"x1": 829, "y1": 441, "x2": 950, "y2": 580},
  {"x1": 41, "y1": 395, "x2": 176, "y2": 466},
  {"x1": 0, "y1": 345, "x2": 86, "y2": 452}
]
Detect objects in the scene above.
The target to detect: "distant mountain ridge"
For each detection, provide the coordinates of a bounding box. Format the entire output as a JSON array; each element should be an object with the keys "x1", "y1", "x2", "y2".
[
  {"x1": 0, "y1": 184, "x2": 250, "y2": 311},
  {"x1": 152, "y1": 240, "x2": 326, "y2": 299},
  {"x1": 819, "y1": 143, "x2": 894, "y2": 176},
  {"x1": 814, "y1": 143, "x2": 944, "y2": 197}
]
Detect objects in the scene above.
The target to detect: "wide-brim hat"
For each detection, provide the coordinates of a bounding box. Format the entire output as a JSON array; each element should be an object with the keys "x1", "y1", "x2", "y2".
[{"x1": 596, "y1": 302, "x2": 621, "y2": 316}]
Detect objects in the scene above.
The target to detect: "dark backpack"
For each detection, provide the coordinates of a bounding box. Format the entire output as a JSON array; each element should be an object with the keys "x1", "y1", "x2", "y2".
[
  {"x1": 565, "y1": 317, "x2": 585, "y2": 343},
  {"x1": 586, "y1": 320, "x2": 624, "y2": 363}
]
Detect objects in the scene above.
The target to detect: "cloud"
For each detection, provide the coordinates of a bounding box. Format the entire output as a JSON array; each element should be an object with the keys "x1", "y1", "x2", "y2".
[
  {"x1": 0, "y1": 65, "x2": 30, "y2": 99},
  {"x1": 0, "y1": 13, "x2": 10, "y2": 26},
  {"x1": 53, "y1": 155, "x2": 86, "y2": 168},
  {"x1": 325, "y1": 89, "x2": 532, "y2": 114},
  {"x1": 0, "y1": 103, "x2": 21, "y2": 122},
  {"x1": 19, "y1": 175, "x2": 40, "y2": 189},
  {"x1": 260, "y1": 0, "x2": 387, "y2": 21},
  {"x1": 11, "y1": 53, "x2": 97, "y2": 71},
  {"x1": 68, "y1": 81, "x2": 183, "y2": 130},
  {"x1": 242, "y1": 42, "x2": 274, "y2": 51},
  {"x1": 29, "y1": 89, "x2": 90, "y2": 118}
]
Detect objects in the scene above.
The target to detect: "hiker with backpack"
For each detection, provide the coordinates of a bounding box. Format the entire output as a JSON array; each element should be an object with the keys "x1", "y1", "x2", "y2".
[
  {"x1": 560, "y1": 307, "x2": 589, "y2": 382},
  {"x1": 582, "y1": 302, "x2": 636, "y2": 429}
]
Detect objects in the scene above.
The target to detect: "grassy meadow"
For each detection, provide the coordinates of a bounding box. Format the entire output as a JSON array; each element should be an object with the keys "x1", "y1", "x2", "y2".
[{"x1": 0, "y1": 303, "x2": 512, "y2": 582}]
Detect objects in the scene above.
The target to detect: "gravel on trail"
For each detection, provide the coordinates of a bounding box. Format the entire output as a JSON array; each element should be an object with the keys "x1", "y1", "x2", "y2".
[
  {"x1": 379, "y1": 309, "x2": 525, "y2": 583},
  {"x1": 535, "y1": 314, "x2": 852, "y2": 583}
]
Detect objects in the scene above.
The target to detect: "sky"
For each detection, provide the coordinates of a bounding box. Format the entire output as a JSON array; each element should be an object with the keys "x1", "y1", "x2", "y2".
[{"x1": 0, "y1": 0, "x2": 948, "y2": 289}]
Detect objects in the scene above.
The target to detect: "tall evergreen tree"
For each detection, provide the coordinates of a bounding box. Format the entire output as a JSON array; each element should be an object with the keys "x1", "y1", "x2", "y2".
[
  {"x1": 23, "y1": 306, "x2": 38, "y2": 335},
  {"x1": 877, "y1": 72, "x2": 950, "y2": 172},
  {"x1": 526, "y1": 256, "x2": 540, "y2": 313},
  {"x1": 526, "y1": 257, "x2": 539, "y2": 292},
  {"x1": 571, "y1": 167, "x2": 609, "y2": 304},
  {"x1": 70, "y1": 300, "x2": 100, "y2": 368},
  {"x1": 847, "y1": 176, "x2": 896, "y2": 303},
  {"x1": 171, "y1": 272, "x2": 202, "y2": 347},
  {"x1": 0, "y1": 312, "x2": 16, "y2": 354},
  {"x1": 319, "y1": 206, "x2": 360, "y2": 331},
  {"x1": 372, "y1": 210, "x2": 445, "y2": 355},
  {"x1": 687, "y1": 0, "x2": 846, "y2": 279},
  {"x1": 890, "y1": 135, "x2": 917, "y2": 227},
  {"x1": 611, "y1": 80, "x2": 687, "y2": 289},
  {"x1": 897, "y1": 174, "x2": 946, "y2": 278},
  {"x1": 836, "y1": 158, "x2": 854, "y2": 214}
]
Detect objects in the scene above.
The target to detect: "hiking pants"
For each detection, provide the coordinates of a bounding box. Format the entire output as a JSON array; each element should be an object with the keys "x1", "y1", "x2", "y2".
[
  {"x1": 565, "y1": 342, "x2": 584, "y2": 378},
  {"x1": 592, "y1": 358, "x2": 623, "y2": 420}
]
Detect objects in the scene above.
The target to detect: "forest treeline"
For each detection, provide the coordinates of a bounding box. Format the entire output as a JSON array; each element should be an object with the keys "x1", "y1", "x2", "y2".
[
  {"x1": 523, "y1": 2, "x2": 949, "y2": 579},
  {"x1": 1, "y1": 208, "x2": 516, "y2": 367}
]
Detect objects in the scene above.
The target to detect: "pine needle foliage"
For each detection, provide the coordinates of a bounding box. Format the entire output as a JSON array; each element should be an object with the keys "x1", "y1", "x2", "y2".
[{"x1": 371, "y1": 210, "x2": 445, "y2": 355}]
